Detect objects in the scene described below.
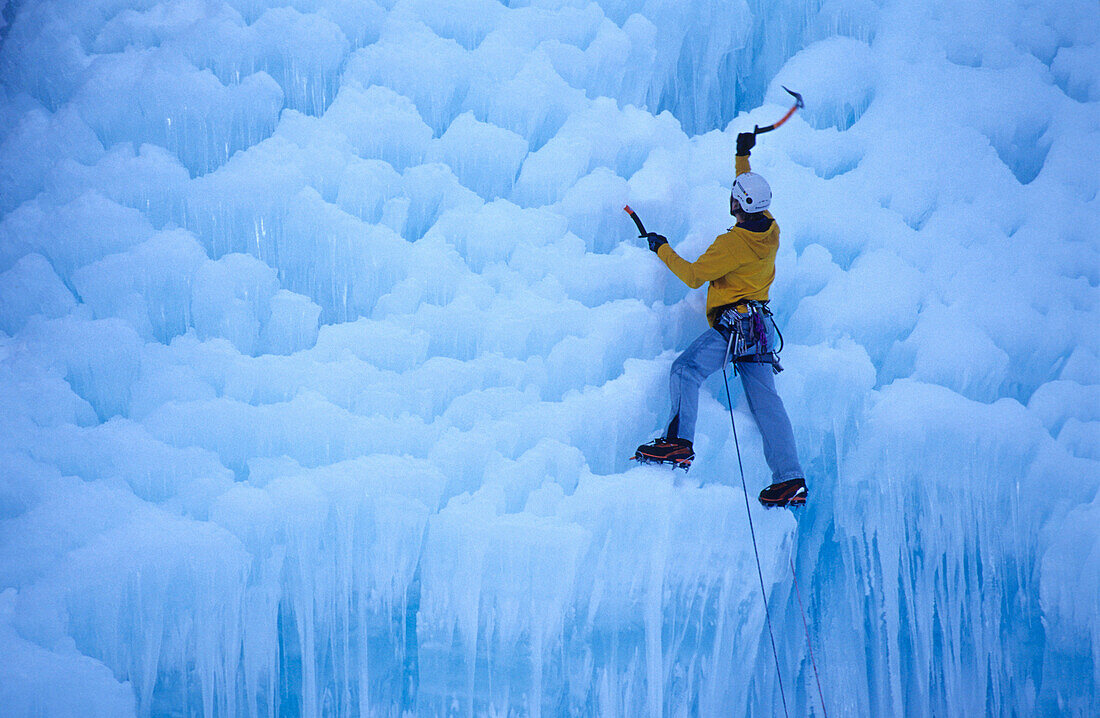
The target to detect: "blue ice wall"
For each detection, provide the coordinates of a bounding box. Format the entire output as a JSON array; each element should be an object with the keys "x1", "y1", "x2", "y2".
[{"x1": 0, "y1": 0, "x2": 1098, "y2": 715}]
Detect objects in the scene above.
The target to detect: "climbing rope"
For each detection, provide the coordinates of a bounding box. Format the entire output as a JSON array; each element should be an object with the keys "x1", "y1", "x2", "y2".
[
  {"x1": 791, "y1": 557, "x2": 828, "y2": 716},
  {"x1": 721, "y1": 334, "x2": 789, "y2": 717}
]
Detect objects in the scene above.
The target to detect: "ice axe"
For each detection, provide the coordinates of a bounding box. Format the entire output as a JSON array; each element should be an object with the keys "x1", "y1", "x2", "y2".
[
  {"x1": 623, "y1": 90, "x2": 804, "y2": 236},
  {"x1": 622, "y1": 205, "x2": 648, "y2": 238},
  {"x1": 753, "y1": 86, "x2": 804, "y2": 135}
]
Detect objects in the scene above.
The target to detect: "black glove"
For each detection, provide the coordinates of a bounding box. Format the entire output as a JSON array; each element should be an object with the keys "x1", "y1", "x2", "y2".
[
  {"x1": 736, "y1": 131, "x2": 756, "y2": 156},
  {"x1": 646, "y1": 232, "x2": 668, "y2": 253}
]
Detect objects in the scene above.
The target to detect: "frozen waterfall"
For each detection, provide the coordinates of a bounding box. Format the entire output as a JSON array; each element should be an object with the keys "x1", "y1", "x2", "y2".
[{"x1": 0, "y1": 0, "x2": 1098, "y2": 715}]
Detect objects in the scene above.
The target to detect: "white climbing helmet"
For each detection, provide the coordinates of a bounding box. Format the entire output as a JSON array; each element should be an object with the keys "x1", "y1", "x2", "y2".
[{"x1": 731, "y1": 172, "x2": 771, "y2": 213}]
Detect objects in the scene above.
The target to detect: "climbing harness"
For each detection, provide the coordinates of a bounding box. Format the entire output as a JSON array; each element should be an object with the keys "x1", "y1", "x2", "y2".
[{"x1": 717, "y1": 300, "x2": 784, "y2": 374}]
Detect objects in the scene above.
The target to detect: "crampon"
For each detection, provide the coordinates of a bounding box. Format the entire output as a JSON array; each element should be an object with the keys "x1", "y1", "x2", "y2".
[
  {"x1": 631, "y1": 437, "x2": 695, "y2": 471},
  {"x1": 758, "y1": 477, "x2": 807, "y2": 508}
]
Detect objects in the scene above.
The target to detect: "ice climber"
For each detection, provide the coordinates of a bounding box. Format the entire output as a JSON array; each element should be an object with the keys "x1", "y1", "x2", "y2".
[{"x1": 634, "y1": 132, "x2": 807, "y2": 508}]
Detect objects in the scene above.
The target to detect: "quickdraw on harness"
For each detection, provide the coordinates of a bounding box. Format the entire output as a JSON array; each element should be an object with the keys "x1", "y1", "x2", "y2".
[{"x1": 717, "y1": 299, "x2": 784, "y2": 375}]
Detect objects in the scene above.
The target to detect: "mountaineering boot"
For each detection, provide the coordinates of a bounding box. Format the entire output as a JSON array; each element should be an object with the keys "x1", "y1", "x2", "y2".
[
  {"x1": 633, "y1": 437, "x2": 695, "y2": 470},
  {"x1": 759, "y1": 477, "x2": 807, "y2": 508}
]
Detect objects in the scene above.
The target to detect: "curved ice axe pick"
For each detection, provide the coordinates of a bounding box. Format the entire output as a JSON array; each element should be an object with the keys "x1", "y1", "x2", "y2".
[
  {"x1": 753, "y1": 86, "x2": 804, "y2": 135},
  {"x1": 623, "y1": 205, "x2": 648, "y2": 238}
]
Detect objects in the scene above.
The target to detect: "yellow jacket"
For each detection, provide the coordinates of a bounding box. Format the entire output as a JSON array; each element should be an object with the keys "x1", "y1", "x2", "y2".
[{"x1": 656, "y1": 155, "x2": 778, "y2": 326}]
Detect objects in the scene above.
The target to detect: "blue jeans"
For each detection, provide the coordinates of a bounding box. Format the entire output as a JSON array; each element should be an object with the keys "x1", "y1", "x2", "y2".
[{"x1": 665, "y1": 320, "x2": 804, "y2": 483}]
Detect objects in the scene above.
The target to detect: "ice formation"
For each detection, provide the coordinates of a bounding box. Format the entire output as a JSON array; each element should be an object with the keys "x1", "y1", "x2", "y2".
[{"x1": 0, "y1": 0, "x2": 1098, "y2": 715}]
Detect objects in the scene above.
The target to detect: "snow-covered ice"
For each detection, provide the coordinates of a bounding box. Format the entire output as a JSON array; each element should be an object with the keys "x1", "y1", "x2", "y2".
[{"x1": 0, "y1": 0, "x2": 1097, "y2": 715}]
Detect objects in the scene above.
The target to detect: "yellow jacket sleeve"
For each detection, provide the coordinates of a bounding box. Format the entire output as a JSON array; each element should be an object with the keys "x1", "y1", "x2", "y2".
[
  {"x1": 655, "y1": 153, "x2": 760, "y2": 290},
  {"x1": 657, "y1": 237, "x2": 743, "y2": 289},
  {"x1": 735, "y1": 153, "x2": 750, "y2": 176}
]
